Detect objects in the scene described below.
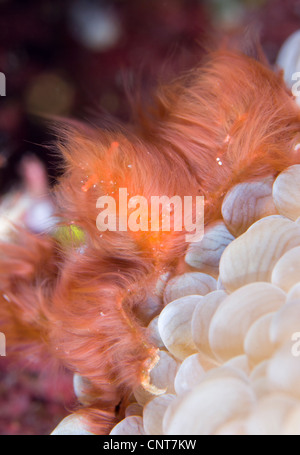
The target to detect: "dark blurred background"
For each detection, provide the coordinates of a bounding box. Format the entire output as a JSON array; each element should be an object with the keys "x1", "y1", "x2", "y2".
[{"x1": 0, "y1": 0, "x2": 300, "y2": 435}]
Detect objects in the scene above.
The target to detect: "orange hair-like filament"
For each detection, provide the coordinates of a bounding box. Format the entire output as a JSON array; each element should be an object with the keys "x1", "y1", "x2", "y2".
[{"x1": 1, "y1": 48, "x2": 300, "y2": 434}]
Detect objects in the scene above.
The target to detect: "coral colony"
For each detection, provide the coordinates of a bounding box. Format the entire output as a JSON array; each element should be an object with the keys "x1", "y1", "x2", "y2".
[{"x1": 2, "y1": 42, "x2": 300, "y2": 435}]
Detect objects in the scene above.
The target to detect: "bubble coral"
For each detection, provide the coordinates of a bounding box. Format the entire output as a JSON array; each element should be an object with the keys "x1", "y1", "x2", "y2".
[{"x1": 1, "y1": 42, "x2": 300, "y2": 434}]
